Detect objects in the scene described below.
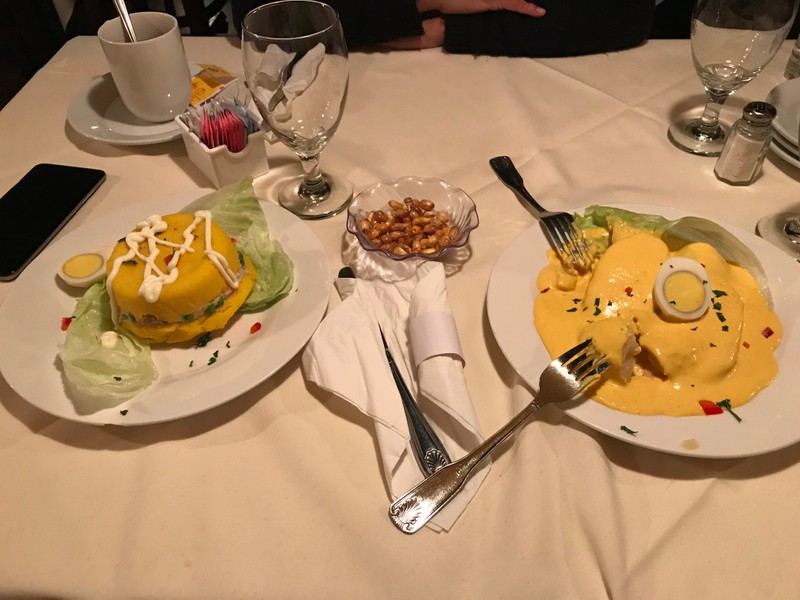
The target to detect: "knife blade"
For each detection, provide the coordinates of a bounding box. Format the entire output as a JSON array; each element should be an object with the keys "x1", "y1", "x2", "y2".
[{"x1": 379, "y1": 327, "x2": 451, "y2": 476}]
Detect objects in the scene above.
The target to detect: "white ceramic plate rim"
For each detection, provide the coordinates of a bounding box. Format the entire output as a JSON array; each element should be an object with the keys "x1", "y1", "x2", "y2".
[
  {"x1": 66, "y1": 73, "x2": 182, "y2": 145},
  {"x1": 486, "y1": 203, "x2": 800, "y2": 458},
  {"x1": 770, "y1": 134, "x2": 800, "y2": 169},
  {"x1": 0, "y1": 191, "x2": 331, "y2": 425},
  {"x1": 767, "y1": 78, "x2": 800, "y2": 147}
]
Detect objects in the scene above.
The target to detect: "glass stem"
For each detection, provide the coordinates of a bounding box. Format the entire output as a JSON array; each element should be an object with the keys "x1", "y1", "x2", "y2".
[
  {"x1": 298, "y1": 154, "x2": 331, "y2": 202},
  {"x1": 696, "y1": 90, "x2": 729, "y2": 134},
  {"x1": 786, "y1": 215, "x2": 800, "y2": 238}
]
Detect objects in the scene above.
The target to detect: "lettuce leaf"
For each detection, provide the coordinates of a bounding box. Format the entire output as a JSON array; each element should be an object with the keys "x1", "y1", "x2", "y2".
[
  {"x1": 183, "y1": 177, "x2": 294, "y2": 310},
  {"x1": 60, "y1": 282, "x2": 157, "y2": 403},
  {"x1": 576, "y1": 205, "x2": 772, "y2": 306}
]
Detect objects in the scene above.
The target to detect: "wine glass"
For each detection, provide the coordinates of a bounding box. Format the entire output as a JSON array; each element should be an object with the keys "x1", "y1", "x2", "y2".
[
  {"x1": 668, "y1": 0, "x2": 798, "y2": 156},
  {"x1": 242, "y1": 0, "x2": 352, "y2": 219},
  {"x1": 757, "y1": 212, "x2": 800, "y2": 259}
]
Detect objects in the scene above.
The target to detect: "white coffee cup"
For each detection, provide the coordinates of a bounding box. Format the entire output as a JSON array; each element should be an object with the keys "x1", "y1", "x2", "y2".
[{"x1": 98, "y1": 12, "x2": 192, "y2": 123}]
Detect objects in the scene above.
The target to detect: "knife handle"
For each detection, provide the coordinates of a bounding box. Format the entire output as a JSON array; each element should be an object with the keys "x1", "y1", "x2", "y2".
[{"x1": 380, "y1": 328, "x2": 451, "y2": 476}]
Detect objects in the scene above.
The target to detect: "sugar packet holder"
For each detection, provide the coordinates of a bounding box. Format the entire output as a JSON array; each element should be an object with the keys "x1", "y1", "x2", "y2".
[{"x1": 175, "y1": 100, "x2": 268, "y2": 189}]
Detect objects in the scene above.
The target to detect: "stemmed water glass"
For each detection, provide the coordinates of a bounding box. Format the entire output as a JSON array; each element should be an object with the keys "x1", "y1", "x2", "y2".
[
  {"x1": 757, "y1": 212, "x2": 800, "y2": 259},
  {"x1": 668, "y1": 0, "x2": 798, "y2": 156},
  {"x1": 242, "y1": 0, "x2": 352, "y2": 219}
]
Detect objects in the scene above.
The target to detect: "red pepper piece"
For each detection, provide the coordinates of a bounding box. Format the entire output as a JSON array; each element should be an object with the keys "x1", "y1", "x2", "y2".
[
  {"x1": 249, "y1": 322, "x2": 262, "y2": 335},
  {"x1": 699, "y1": 399, "x2": 723, "y2": 415},
  {"x1": 61, "y1": 317, "x2": 73, "y2": 331},
  {"x1": 762, "y1": 327, "x2": 774, "y2": 339},
  {"x1": 164, "y1": 253, "x2": 174, "y2": 266},
  {"x1": 540, "y1": 287, "x2": 550, "y2": 294},
  {"x1": 624, "y1": 286, "x2": 633, "y2": 296},
  {"x1": 743, "y1": 341, "x2": 750, "y2": 349}
]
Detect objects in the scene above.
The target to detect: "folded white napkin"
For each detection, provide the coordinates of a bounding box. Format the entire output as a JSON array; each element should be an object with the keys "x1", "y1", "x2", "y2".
[
  {"x1": 253, "y1": 42, "x2": 324, "y2": 122},
  {"x1": 301, "y1": 248, "x2": 489, "y2": 532}
]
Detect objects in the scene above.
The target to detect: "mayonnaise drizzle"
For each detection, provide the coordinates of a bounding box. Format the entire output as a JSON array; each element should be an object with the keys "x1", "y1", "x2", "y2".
[{"x1": 107, "y1": 211, "x2": 239, "y2": 324}]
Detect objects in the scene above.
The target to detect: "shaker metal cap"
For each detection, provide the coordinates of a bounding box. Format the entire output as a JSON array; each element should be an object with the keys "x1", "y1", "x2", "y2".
[{"x1": 743, "y1": 101, "x2": 777, "y2": 125}]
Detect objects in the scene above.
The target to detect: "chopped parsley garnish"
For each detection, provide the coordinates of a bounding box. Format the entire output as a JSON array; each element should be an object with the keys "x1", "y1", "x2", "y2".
[
  {"x1": 712, "y1": 289, "x2": 728, "y2": 298},
  {"x1": 225, "y1": 341, "x2": 231, "y2": 348},
  {"x1": 189, "y1": 360, "x2": 194, "y2": 367},
  {"x1": 593, "y1": 307, "x2": 601, "y2": 316},
  {"x1": 120, "y1": 409, "x2": 128, "y2": 416},
  {"x1": 712, "y1": 302, "x2": 722, "y2": 310},
  {"x1": 716, "y1": 399, "x2": 742, "y2": 423},
  {"x1": 715, "y1": 312, "x2": 726, "y2": 323},
  {"x1": 203, "y1": 297, "x2": 224, "y2": 315},
  {"x1": 566, "y1": 307, "x2": 578, "y2": 313},
  {"x1": 690, "y1": 327, "x2": 698, "y2": 331},
  {"x1": 122, "y1": 259, "x2": 137, "y2": 266},
  {"x1": 113, "y1": 376, "x2": 122, "y2": 381},
  {"x1": 620, "y1": 425, "x2": 638, "y2": 436},
  {"x1": 710, "y1": 342, "x2": 717, "y2": 348},
  {"x1": 195, "y1": 332, "x2": 212, "y2": 348},
  {"x1": 722, "y1": 325, "x2": 729, "y2": 332}
]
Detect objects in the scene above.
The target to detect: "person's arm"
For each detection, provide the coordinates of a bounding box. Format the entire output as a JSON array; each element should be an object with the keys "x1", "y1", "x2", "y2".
[
  {"x1": 380, "y1": 0, "x2": 546, "y2": 50},
  {"x1": 231, "y1": 0, "x2": 425, "y2": 46}
]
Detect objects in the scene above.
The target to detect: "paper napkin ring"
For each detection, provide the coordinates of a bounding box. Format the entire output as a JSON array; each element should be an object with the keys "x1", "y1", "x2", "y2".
[{"x1": 409, "y1": 311, "x2": 464, "y2": 367}]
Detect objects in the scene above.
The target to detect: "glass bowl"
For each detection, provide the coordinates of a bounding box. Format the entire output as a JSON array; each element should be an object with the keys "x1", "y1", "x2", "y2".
[{"x1": 346, "y1": 176, "x2": 479, "y2": 261}]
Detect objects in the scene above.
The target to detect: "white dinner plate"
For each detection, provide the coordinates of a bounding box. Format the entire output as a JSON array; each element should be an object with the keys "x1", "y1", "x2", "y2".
[
  {"x1": 766, "y1": 77, "x2": 800, "y2": 148},
  {"x1": 769, "y1": 132, "x2": 800, "y2": 169},
  {"x1": 66, "y1": 74, "x2": 182, "y2": 145},
  {"x1": 486, "y1": 203, "x2": 800, "y2": 458},
  {"x1": 0, "y1": 191, "x2": 331, "y2": 425}
]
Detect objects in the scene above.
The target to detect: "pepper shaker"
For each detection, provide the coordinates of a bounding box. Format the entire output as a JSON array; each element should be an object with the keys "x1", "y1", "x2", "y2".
[{"x1": 714, "y1": 101, "x2": 777, "y2": 186}]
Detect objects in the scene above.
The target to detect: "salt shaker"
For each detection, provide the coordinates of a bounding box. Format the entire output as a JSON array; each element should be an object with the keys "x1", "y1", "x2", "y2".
[{"x1": 714, "y1": 101, "x2": 777, "y2": 185}]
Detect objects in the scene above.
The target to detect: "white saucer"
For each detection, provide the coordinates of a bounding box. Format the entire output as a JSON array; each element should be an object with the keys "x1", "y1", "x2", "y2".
[
  {"x1": 766, "y1": 77, "x2": 800, "y2": 148},
  {"x1": 66, "y1": 74, "x2": 182, "y2": 145}
]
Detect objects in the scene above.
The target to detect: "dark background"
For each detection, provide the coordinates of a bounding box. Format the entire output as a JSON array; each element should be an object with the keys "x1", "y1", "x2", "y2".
[{"x1": 2, "y1": 0, "x2": 797, "y2": 110}]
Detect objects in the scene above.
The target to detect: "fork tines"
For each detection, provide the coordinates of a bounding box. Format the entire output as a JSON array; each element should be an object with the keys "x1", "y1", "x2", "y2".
[
  {"x1": 545, "y1": 213, "x2": 591, "y2": 271},
  {"x1": 557, "y1": 339, "x2": 609, "y2": 387}
]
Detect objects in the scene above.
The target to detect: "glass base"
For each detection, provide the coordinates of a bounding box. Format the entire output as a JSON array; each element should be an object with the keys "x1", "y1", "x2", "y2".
[
  {"x1": 756, "y1": 212, "x2": 800, "y2": 260},
  {"x1": 667, "y1": 117, "x2": 727, "y2": 156},
  {"x1": 278, "y1": 172, "x2": 353, "y2": 220}
]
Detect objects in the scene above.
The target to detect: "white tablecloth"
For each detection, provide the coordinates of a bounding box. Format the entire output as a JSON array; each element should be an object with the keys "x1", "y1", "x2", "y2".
[{"x1": 1, "y1": 36, "x2": 799, "y2": 598}]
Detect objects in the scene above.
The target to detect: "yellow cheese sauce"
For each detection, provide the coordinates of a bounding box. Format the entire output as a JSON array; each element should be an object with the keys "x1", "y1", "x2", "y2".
[{"x1": 534, "y1": 229, "x2": 782, "y2": 416}]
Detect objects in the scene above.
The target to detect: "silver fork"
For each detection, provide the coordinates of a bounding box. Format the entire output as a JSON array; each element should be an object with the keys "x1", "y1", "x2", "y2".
[
  {"x1": 388, "y1": 338, "x2": 609, "y2": 534},
  {"x1": 490, "y1": 155, "x2": 591, "y2": 270}
]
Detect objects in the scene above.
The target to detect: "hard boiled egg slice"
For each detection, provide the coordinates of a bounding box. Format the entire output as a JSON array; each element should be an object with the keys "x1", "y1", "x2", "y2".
[
  {"x1": 58, "y1": 247, "x2": 112, "y2": 288},
  {"x1": 653, "y1": 257, "x2": 712, "y2": 322}
]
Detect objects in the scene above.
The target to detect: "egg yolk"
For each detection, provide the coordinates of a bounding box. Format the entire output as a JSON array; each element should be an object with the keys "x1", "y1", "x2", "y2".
[
  {"x1": 63, "y1": 253, "x2": 104, "y2": 279},
  {"x1": 663, "y1": 271, "x2": 705, "y2": 313}
]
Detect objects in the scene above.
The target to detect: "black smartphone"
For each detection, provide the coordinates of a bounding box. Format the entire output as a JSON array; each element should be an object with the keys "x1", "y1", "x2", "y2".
[{"x1": 0, "y1": 163, "x2": 106, "y2": 281}]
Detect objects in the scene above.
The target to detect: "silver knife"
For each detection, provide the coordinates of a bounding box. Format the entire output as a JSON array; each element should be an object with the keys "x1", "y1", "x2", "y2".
[
  {"x1": 337, "y1": 267, "x2": 451, "y2": 476},
  {"x1": 379, "y1": 327, "x2": 451, "y2": 476}
]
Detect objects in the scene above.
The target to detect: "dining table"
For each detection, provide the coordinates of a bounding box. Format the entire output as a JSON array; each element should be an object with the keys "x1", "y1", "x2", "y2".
[{"x1": 1, "y1": 31, "x2": 800, "y2": 599}]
